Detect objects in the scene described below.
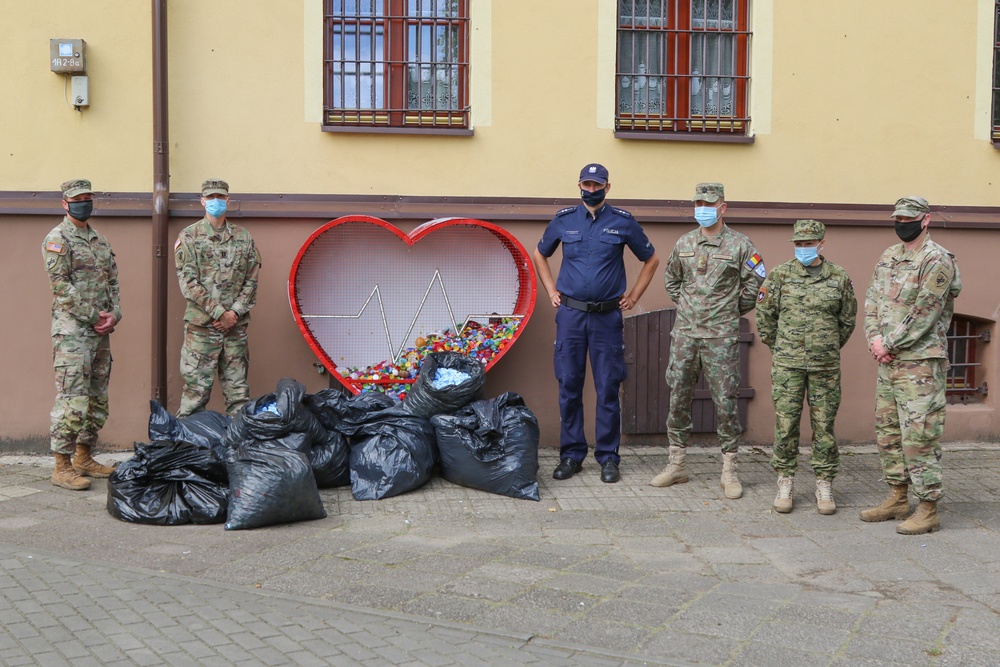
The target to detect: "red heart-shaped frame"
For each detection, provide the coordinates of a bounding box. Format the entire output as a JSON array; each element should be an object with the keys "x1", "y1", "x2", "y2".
[{"x1": 289, "y1": 215, "x2": 537, "y2": 394}]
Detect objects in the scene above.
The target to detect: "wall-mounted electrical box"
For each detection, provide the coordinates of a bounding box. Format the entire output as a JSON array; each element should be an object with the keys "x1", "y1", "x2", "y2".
[
  {"x1": 50, "y1": 39, "x2": 86, "y2": 73},
  {"x1": 71, "y1": 76, "x2": 89, "y2": 107}
]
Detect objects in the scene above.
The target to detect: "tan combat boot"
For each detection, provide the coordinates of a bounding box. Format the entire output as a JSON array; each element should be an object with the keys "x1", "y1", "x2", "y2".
[
  {"x1": 650, "y1": 446, "x2": 689, "y2": 487},
  {"x1": 774, "y1": 475, "x2": 793, "y2": 513},
  {"x1": 815, "y1": 479, "x2": 836, "y2": 515},
  {"x1": 51, "y1": 453, "x2": 91, "y2": 491},
  {"x1": 72, "y1": 444, "x2": 115, "y2": 478},
  {"x1": 859, "y1": 484, "x2": 909, "y2": 522},
  {"x1": 896, "y1": 500, "x2": 940, "y2": 535},
  {"x1": 720, "y1": 452, "x2": 743, "y2": 499}
]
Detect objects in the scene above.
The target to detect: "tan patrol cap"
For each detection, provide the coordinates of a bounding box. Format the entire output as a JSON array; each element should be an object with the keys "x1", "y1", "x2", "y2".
[
  {"x1": 61, "y1": 179, "x2": 94, "y2": 199},
  {"x1": 692, "y1": 182, "x2": 724, "y2": 203},
  {"x1": 890, "y1": 196, "x2": 930, "y2": 218},
  {"x1": 201, "y1": 179, "x2": 230, "y2": 197}
]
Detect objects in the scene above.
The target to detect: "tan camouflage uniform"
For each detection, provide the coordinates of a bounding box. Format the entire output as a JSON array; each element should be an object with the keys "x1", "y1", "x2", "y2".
[
  {"x1": 175, "y1": 180, "x2": 261, "y2": 417},
  {"x1": 664, "y1": 185, "x2": 765, "y2": 453},
  {"x1": 757, "y1": 220, "x2": 857, "y2": 481},
  {"x1": 43, "y1": 183, "x2": 121, "y2": 455},
  {"x1": 864, "y1": 199, "x2": 961, "y2": 502}
]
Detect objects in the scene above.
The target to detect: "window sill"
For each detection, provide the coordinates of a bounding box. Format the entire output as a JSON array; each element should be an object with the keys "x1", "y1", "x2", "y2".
[
  {"x1": 322, "y1": 125, "x2": 474, "y2": 136},
  {"x1": 615, "y1": 131, "x2": 754, "y2": 143}
]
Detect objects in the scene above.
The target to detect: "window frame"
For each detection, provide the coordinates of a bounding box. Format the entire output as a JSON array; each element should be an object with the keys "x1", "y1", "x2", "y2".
[
  {"x1": 323, "y1": 0, "x2": 472, "y2": 134},
  {"x1": 946, "y1": 315, "x2": 991, "y2": 404},
  {"x1": 614, "y1": 0, "x2": 752, "y2": 141},
  {"x1": 993, "y1": 0, "x2": 1000, "y2": 144}
]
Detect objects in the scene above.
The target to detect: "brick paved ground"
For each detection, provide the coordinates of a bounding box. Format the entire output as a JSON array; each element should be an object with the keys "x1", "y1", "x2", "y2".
[{"x1": 2, "y1": 445, "x2": 999, "y2": 665}]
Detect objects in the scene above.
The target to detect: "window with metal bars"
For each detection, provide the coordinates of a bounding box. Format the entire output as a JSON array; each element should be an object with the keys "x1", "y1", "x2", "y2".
[
  {"x1": 616, "y1": 0, "x2": 751, "y2": 137},
  {"x1": 993, "y1": 0, "x2": 1000, "y2": 143},
  {"x1": 323, "y1": 0, "x2": 469, "y2": 131},
  {"x1": 946, "y1": 315, "x2": 990, "y2": 404}
]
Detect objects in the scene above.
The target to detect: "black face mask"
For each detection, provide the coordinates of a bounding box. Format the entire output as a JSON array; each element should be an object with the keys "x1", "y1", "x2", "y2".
[
  {"x1": 67, "y1": 200, "x2": 94, "y2": 222},
  {"x1": 581, "y1": 188, "x2": 607, "y2": 207},
  {"x1": 894, "y1": 216, "x2": 924, "y2": 243}
]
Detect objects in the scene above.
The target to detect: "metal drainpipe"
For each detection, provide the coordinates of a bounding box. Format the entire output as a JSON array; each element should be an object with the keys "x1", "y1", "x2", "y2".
[{"x1": 151, "y1": 0, "x2": 169, "y2": 404}]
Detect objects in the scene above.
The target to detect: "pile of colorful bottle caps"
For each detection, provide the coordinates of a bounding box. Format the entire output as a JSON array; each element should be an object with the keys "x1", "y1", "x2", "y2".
[{"x1": 339, "y1": 317, "x2": 521, "y2": 400}]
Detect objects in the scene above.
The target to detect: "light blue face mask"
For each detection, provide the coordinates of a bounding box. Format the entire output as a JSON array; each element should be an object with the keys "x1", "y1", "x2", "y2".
[
  {"x1": 205, "y1": 198, "x2": 228, "y2": 218},
  {"x1": 694, "y1": 206, "x2": 718, "y2": 227},
  {"x1": 794, "y1": 246, "x2": 820, "y2": 266}
]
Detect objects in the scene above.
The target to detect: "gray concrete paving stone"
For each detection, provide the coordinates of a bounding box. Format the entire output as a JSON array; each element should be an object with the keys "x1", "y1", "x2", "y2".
[{"x1": 3, "y1": 446, "x2": 1000, "y2": 665}]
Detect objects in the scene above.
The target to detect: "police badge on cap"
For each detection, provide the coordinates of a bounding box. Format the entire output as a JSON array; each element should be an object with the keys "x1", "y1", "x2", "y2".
[{"x1": 579, "y1": 163, "x2": 609, "y2": 184}]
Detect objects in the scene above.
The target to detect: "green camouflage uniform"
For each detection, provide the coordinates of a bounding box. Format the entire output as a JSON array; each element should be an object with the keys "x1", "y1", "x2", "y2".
[
  {"x1": 43, "y1": 217, "x2": 121, "y2": 455},
  {"x1": 664, "y1": 223, "x2": 765, "y2": 453},
  {"x1": 757, "y1": 251, "x2": 856, "y2": 480},
  {"x1": 175, "y1": 216, "x2": 260, "y2": 417},
  {"x1": 865, "y1": 232, "x2": 961, "y2": 502}
]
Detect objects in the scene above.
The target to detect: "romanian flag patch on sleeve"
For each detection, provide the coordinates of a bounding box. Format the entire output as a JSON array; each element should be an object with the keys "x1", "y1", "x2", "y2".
[{"x1": 745, "y1": 253, "x2": 766, "y2": 278}]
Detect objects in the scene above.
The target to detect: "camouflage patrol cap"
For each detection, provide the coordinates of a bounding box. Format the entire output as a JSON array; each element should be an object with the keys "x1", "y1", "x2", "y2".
[
  {"x1": 61, "y1": 179, "x2": 94, "y2": 199},
  {"x1": 201, "y1": 179, "x2": 230, "y2": 197},
  {"x1": 790, "y1": 219, "x2": 825, "y2": 242},
  {"x1": 692, "y1": 183, "x2": 724, "y2": 203},
  {"x1": 890, "y1": 196, "x2": 930, "y2": 219}
]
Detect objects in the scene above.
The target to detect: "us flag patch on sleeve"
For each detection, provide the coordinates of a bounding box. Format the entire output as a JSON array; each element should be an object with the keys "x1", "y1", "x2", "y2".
[{"x1": 45, "y1": 241, "x2": 65, "y2": 254}]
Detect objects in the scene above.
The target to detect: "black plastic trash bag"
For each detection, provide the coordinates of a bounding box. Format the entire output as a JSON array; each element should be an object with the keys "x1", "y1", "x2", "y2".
[
  {"x1": 223, "y1": 378, "x2": 328, "y2": 451},
  {"x1": 303, "y1": 389, "x2": 395, "y2": 487},
  {"x1": 107, "y1": 440, "x2": 229, "y2": 525},
  {"x1": 430, "y1": 392, "x2": 540, "y2": 501},
  {"x1": 224, "y1": 434, "x2": 327, "y2": 530},
  {"x1": 403, "y1": 351, "x2": 485, "y2": 419},
  {"x1": 347, "y1": 405, "x2": 437, "y2": 501},
  {"x1": 148, "y1": 401, "x2": 230, "y2": 459},
  {"x1": 304, "y1": 389, "x2": 396, "y2": 432}
]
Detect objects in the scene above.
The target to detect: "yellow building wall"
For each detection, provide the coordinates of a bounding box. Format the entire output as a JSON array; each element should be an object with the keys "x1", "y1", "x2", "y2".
[
  {"x1": 2, "y1": 0, "x2": 998, "y2": 449},
  {"x1": 2, "y1": 0, "x2": 997, "y2": 206}
]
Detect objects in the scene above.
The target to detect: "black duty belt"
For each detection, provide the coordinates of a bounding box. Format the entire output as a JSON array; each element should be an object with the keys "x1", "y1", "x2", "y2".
[{"x1": 562, "y1": 296, "x2": 620, "y2": 313}]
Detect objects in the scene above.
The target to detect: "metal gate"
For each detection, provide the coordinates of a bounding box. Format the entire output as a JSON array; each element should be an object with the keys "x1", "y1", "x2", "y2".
[{"x1": 622, "y1": 308, "x2": 755, "y2": 435}]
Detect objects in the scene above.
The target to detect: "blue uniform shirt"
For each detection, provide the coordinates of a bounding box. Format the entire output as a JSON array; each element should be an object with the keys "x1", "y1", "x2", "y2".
[{"x1": 537, "y1": 203, "x2": 655, "y2": 302}]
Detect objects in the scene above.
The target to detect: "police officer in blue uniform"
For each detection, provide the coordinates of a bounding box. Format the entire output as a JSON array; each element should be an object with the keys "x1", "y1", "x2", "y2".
[{"x1": 533, "y1": 163, "x2": 660, "y2": 483}]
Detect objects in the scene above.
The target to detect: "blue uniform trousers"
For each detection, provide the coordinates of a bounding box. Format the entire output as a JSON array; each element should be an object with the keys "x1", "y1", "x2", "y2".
[{"x1": 553, "y1": 305, "x2": 626, "y2": 465}]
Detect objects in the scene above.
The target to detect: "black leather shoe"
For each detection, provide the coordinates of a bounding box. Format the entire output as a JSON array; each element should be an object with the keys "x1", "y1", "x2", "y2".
[
  {"x1": 600, "y1": 460, "x2": 621, "y2": 484},
  {"x1": 553, "y1": 458, "x2": 583, "y2": 480}
]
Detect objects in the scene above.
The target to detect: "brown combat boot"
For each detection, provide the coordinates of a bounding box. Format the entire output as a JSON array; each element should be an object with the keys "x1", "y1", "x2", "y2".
[
  {"x1": 815, "y1": 479, "x2": 836, "y2": 515},
  {"x1": 720, "y1": 452, "x2": 743, "y2": 499},
  {"x1": 859, "y1": 484, "x2": 909, "y2": 522},
  {"x1": 650, "y1": 446, "x2": 689, "y2": 487},
  {"x1": 896, "y1": 500, "x2": 941, "y2": 535},
  {"x1": 773, "y1": 475, "x2": 794, "y2": 513},
  {"x1": 51, "y1": 453, "x2": 91, "y2": 491},
  {"x1": 72, "y1": 444, "x2": 115, "y2": 478}
]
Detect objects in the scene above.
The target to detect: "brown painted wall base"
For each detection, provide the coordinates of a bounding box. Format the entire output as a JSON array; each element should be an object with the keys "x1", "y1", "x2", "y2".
[{"x1": 2, "y1": 191, "x2": 996, "y2": 450}]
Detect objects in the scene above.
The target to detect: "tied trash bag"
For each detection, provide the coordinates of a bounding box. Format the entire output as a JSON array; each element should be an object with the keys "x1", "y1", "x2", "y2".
[
  {"x1": 303, "y1": 389, "x2": 396, "y2": 488},
  {"x1": 148, "y1": 401, "x2": 230, "y2": 459},
  {"x1": 430, "y1": 392, "x2": 540, "y2": 501},
  {"x1": 304, "y1": 389, "x2": 396, "y2": 432},
  {"x1": 107, "y1": 440, "x2": 229, "y2": 525},
  {"x1": 224, "y1": 434, "x2": 327, "y2": 530},
  {"x1": 403, "y1": 351, "x2": 485, "y2": 419},
  {"x1": 223, "y1": 378, "x2": 328, "y2": 450},
  {"x1": 343, "y1": 404, "x2": 437, "y2": 501},
  {"x1": 225, "y1": 378, "x2": 345, "y2": 487}
]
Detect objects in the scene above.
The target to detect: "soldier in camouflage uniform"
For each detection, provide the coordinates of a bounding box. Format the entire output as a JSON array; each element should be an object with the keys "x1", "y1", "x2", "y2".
[
  {"x1": 756, "y1": 220, "x2": 857, "y2": 515},
  {"x1": 174, "y1": 179, "x2": 261, "y2": 417},
  {"x1": 42, "y1": 179, "x2": 120, "y2": 490},
  {"x1": 861, "y1": 196, "x2": 961, "y2": 535},
  {"x1": 650, "y1": 183, "x2": 765, "y2": 499}
]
